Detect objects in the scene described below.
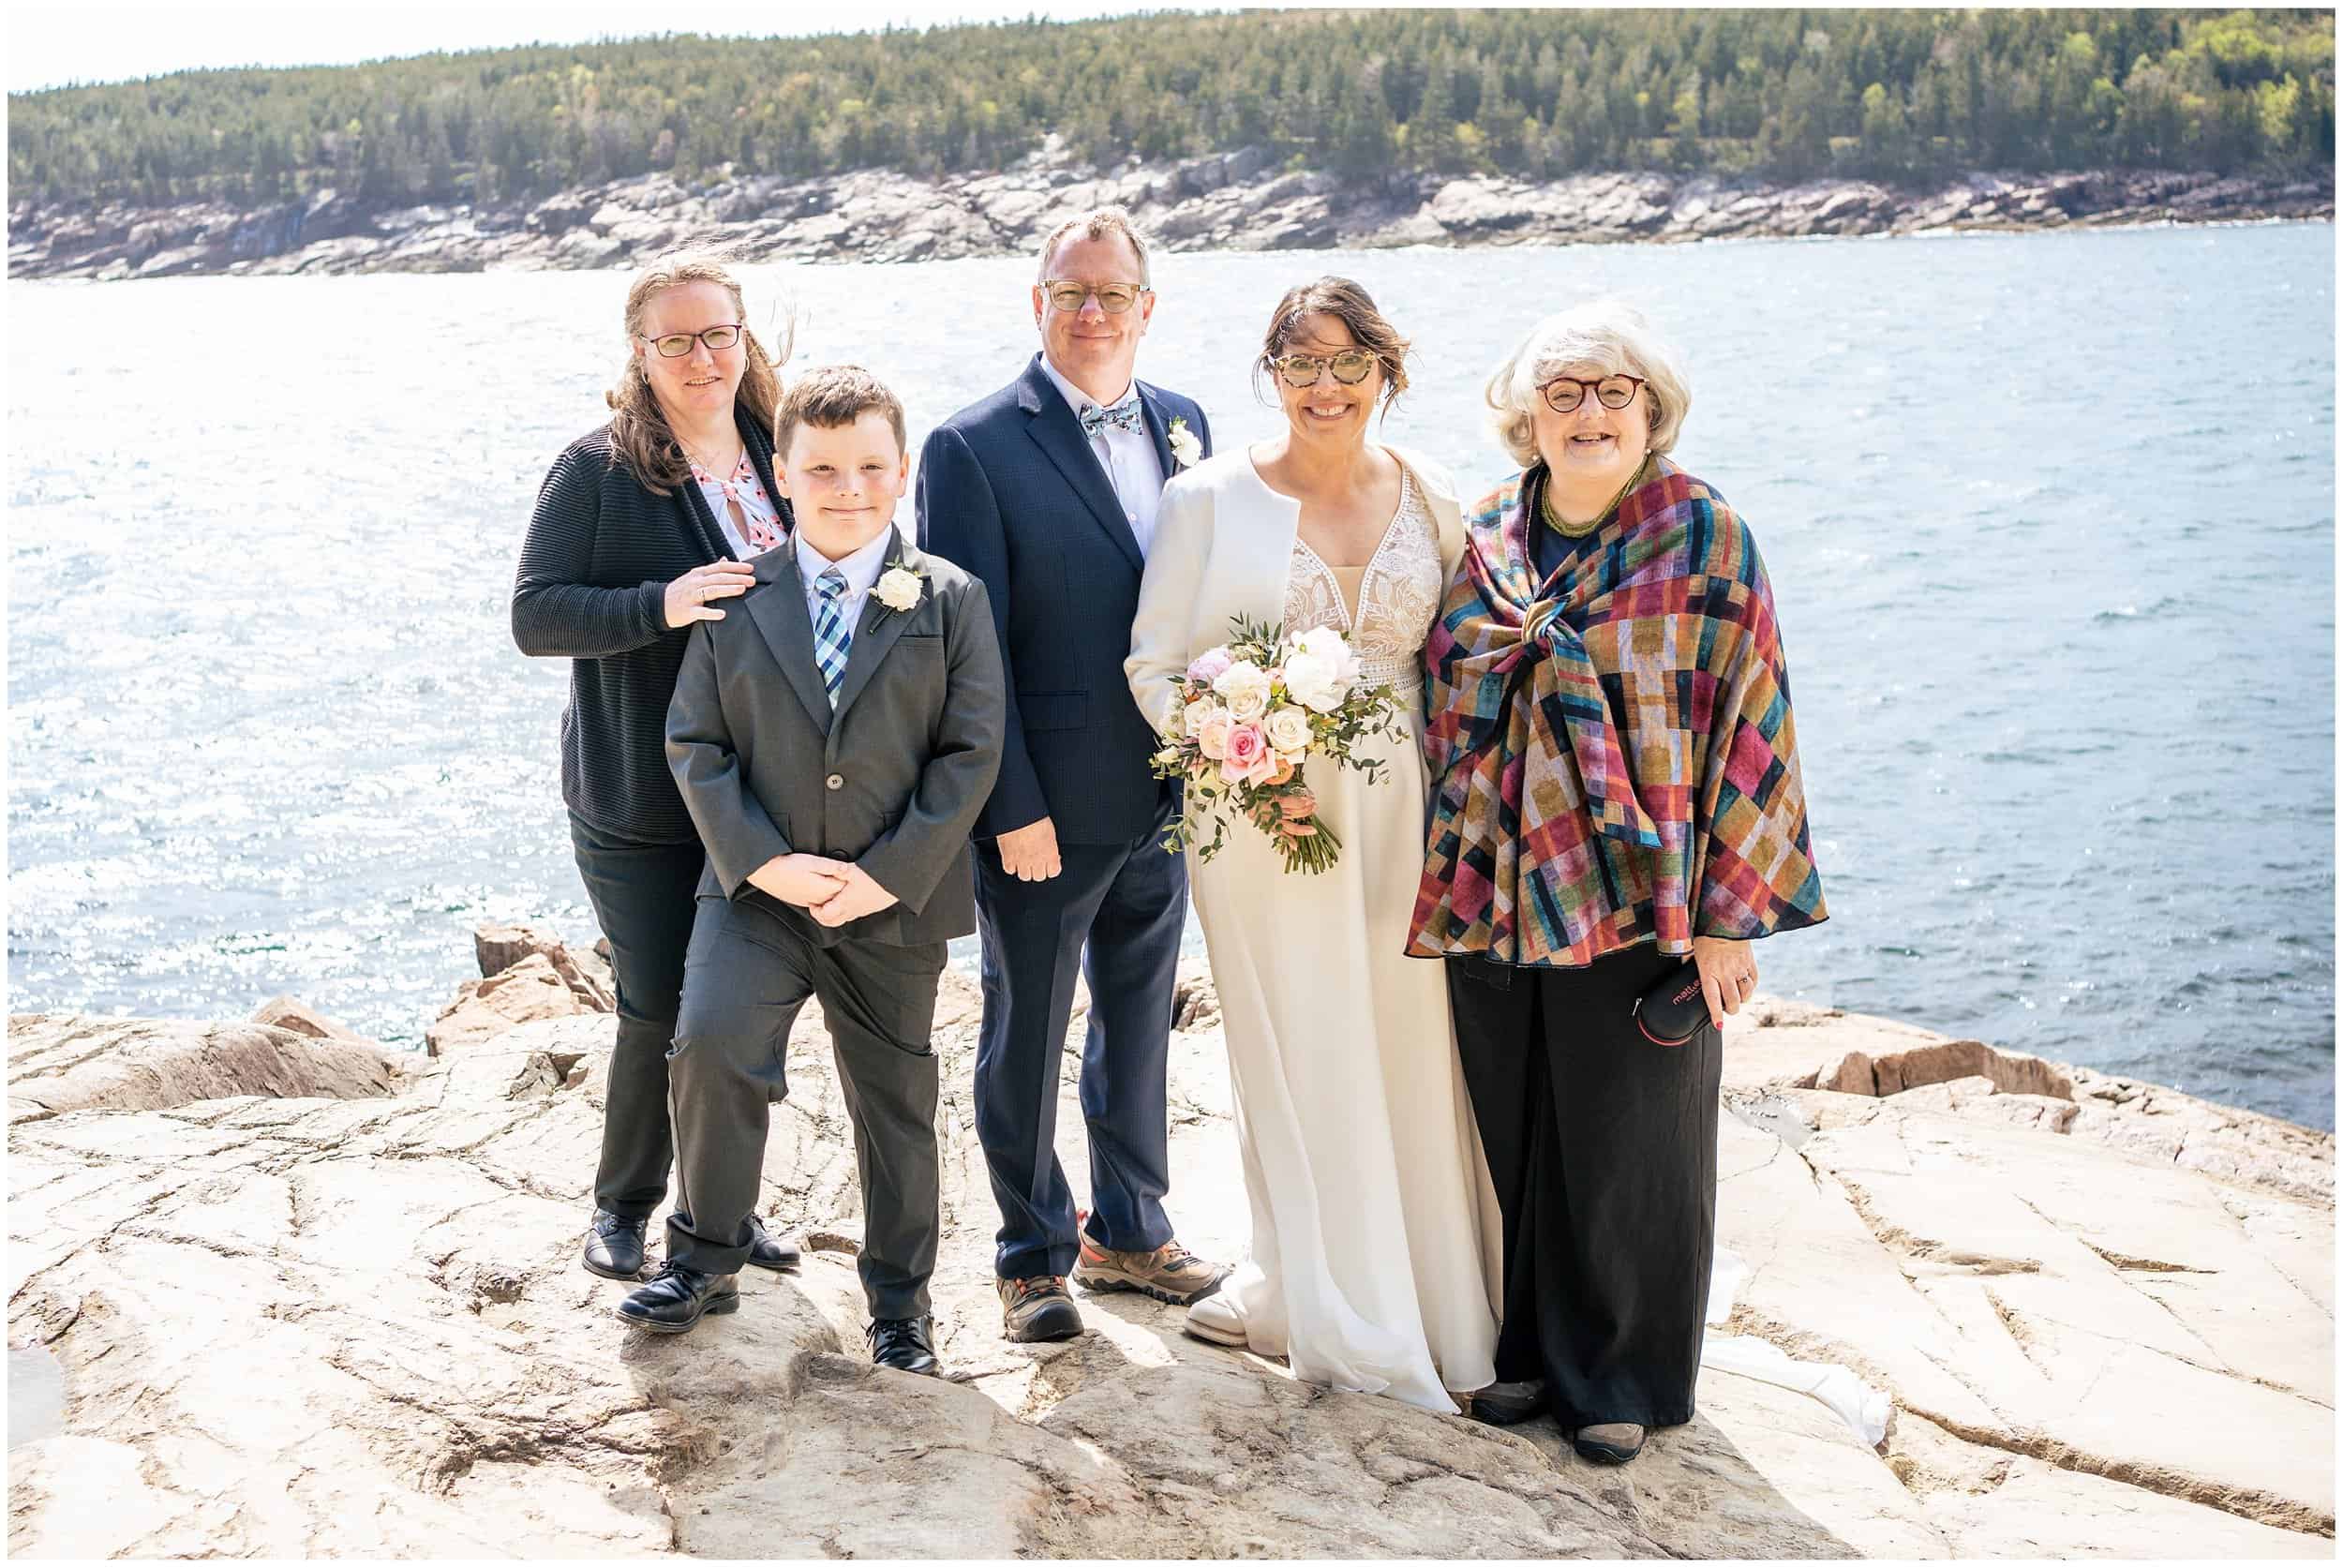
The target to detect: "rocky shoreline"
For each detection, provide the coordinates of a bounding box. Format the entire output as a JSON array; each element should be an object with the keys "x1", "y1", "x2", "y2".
[
  {"x1": 8, "y1": 142, "x2": 2333, "y2": 282},
  {"x1": 7, "y1": 927, "x2": 2333, "y2": 1557}
]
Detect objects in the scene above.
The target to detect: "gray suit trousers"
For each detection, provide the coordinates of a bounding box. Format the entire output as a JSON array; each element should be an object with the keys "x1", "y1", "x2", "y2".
[{"x1": 664, "y1": 893, "x2": 947, "y2": 1320}]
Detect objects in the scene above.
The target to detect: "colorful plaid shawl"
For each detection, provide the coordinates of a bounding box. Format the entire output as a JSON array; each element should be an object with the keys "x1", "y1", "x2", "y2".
[{"x1": 1409, "y1": 461, "x2": 1826, "y2": 967}]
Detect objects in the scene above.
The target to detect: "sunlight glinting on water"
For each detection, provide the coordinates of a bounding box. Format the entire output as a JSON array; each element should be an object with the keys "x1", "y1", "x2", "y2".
[{"x1": 7, "y1": 223, "x2": 2335, "y2": 1126}]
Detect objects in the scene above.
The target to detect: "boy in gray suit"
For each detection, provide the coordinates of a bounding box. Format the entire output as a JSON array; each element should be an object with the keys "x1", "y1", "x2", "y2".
[{"x1": 622, "y1": 365, "x2": 1006, "y2": 1376}]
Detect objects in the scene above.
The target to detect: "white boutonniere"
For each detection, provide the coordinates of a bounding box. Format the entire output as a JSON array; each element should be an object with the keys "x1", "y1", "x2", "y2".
[
  {"x1": 1168, "y1": 415, "x2": 1202, "y2": 470},
  {"x1": 873, "y1": 564, "x2": 926, "y2": 613}
]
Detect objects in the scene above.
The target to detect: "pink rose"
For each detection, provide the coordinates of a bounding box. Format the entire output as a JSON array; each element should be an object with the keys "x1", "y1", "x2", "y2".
[
  {"x1": 1187, "y1": 648, "x2": 1234, "y2": 685},
  {"x1": 1219, "y1": 722, "x2": 1276, "y2": 785},
  {"x1": 1196, "y1": 709, "x2": 1236, "y2": 761}
]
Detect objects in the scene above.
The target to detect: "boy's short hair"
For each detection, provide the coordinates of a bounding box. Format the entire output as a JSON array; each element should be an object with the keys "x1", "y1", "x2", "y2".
[{"x1": 774, "y1": 364, "x2": 908, "y2": 457}]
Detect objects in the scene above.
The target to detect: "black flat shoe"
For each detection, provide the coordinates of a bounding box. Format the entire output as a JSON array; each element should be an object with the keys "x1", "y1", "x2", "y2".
[
  {"x1": 1462, "y1": 1378, "x2": 1547, "y2": 1426},
  {"x1": 744, "y1": 1215, "x2": 803, "y2": 1273},
  {"x1": 616, "y1": 1263, "x2": 739, "y2": 1335},
  {"x1": 1572, "y1": 1422, "x2": 1648, "y2": 1464},
  {"x1": 867, "y1": 1315, "x2": 940, "y2": 1376},
  {"x1": 582, "y1": 1208, "x2": 649, "y2": 1280}
]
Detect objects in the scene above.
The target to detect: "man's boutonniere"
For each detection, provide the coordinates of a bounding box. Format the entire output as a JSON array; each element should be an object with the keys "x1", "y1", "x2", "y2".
[
  {"x1": 1168, "y1": 416, "x2": 1202, "y2": 470},
  {"x1": 873, "y1": 563, "x2": 926, "y2": 614}
]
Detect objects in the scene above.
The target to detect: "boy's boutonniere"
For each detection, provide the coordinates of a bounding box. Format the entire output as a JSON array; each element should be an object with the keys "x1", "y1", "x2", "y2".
[
  {"x1": 1168, "y1": 416, "x2": 1202, "y2": 470},
  {"x1": 873, "y1": 564, "x2": 926, "y2": 613}
]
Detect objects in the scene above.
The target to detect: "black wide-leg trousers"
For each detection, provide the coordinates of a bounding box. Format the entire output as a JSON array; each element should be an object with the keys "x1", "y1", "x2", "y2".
[
  {"x1": 664, "y1": 893, "x2": 947, "y2": 1321},
  {"x1": 568, "y1": 814, "x2": 704, "y2": 1221},
  {"x1": 1445, "y1": 945, "x2": 1724, "y2": 1430}
]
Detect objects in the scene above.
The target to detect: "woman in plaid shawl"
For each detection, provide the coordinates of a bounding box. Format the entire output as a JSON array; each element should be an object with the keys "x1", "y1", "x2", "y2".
[{"x1": 1410, "y1": 302, "x2": 1826, "y2": 1464}]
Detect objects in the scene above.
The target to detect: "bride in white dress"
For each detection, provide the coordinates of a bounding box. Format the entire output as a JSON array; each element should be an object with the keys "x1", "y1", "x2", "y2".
[{"x1": 1125, "y1": 279, "x2": 1501, "y2": 1412}]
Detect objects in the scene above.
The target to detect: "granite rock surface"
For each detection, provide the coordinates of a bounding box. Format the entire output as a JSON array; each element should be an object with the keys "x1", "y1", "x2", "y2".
[
  {"x1": 9, "y1": 145, "x2": 2331, "y2": 281},
  {"x1": 7, "y1": 964, "x2": 2332, "y2": 1557}
]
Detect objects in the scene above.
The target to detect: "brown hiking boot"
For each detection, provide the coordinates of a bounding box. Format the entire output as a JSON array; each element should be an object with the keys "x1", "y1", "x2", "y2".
[
  {"x1": 1071, "y1": 1231, "x2": 1230, "y2": 1307},
  {"x1": 1573, "y1": 1422, "x2": 1648, "y2": 1464},
  {"x1": 996, "y1": 1275, "x2": 1083, "y2": 1342}
]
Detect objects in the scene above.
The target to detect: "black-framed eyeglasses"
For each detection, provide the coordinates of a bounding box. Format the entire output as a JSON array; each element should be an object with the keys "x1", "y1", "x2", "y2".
[
  {"x1": 1542, "y1": 373, "x2": 1645, "y2": 413},
  {"x1": 1040, "y1": 280, "x2": 1151, "y2": 314},
  {"x1": 1267, "y1": 350, "x2": 1378, "y2": 388},
  {"x1": 639, "y1": 323, "x2": 744, "y2": 358}
]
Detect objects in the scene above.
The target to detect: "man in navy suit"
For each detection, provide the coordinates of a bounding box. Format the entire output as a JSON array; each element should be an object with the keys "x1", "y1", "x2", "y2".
[{"x1": 917, "y1": 209, "x2": 1230, "y2": 1341}]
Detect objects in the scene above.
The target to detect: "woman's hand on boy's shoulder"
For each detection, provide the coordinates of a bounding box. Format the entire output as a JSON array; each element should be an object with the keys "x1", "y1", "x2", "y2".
[{"x1": 664, "y1": 559, "x2": 757, "y2": 629}]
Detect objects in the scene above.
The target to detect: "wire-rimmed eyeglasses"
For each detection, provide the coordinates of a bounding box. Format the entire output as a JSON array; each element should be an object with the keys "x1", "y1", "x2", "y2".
[{"x1": 639, "y1": 323, "x2": 745, "y2": 358}]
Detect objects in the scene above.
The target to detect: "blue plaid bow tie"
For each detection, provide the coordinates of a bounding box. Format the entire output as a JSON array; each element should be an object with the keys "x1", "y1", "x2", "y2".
[
  {"x1": 811, "y1": 567, "x2": 851, "y2": 708},
  {"x1": 1080, "y1": 395, "x2": 1143, "y2": 438}
]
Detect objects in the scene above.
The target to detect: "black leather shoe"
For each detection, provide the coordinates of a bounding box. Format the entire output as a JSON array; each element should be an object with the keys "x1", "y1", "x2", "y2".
[
  {"x1": 867, "y1": 1315, "x2": 940, "y2": 1376},
  {"x1": 581, "y1": 1208, "x2": 649, "y2": 1280},
  {"x1": 745, "y1": 1215, "x2": 803, "y2": 1273},
  {"x1": 615, "y1": 1263, "x2": 739, "y2": 1335},
  {"x1": 1462, "y1": 1378, "x2": 1547, "y2": 1426}
]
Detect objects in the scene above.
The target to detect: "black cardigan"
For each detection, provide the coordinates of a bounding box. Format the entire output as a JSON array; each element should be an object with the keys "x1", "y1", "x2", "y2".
[{"x1": 512, "y1": 411, "x2": 787, "y2": 844}]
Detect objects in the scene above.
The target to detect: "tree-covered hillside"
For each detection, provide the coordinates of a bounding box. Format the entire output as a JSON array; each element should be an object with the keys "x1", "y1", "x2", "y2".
[{"x1": 8, "y1": 8, "x2": 2334, "y2": 211}]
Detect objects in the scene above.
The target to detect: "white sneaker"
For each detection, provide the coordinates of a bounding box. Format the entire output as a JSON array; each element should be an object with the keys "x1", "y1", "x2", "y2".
[{"x1": 1183, "y1": 1291, "x2": 1246, "y2": 1348}]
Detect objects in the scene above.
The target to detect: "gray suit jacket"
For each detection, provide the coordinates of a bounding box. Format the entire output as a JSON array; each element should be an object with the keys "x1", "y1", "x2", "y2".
[{"x1": 664, "y1": 529, "x2": 1006, "y2": 948}]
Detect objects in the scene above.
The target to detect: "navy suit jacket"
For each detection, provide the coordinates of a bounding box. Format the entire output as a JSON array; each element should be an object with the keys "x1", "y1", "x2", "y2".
[{"x1": 917, "y1": 353, "x2": 1211, "y2": 846}]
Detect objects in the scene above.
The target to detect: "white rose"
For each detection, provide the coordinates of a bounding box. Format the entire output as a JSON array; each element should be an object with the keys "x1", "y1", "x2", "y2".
[
  {"x1": 1280, "y1": 650, "x2": 1347, "y2": 713},
  {"x1": 1292, "y1": 625, "x2": 1349, "y2": 665},
  {"x1": 1168, "y1": 416, "x2": 1203, "y2": 469},
  {"x1": 1180, "y1": 698, "x2": 1216, "y2": 739},
  {"x1": 1263, "y1": 706, "x2": 1313, "y2": 756},
  {"x1": 1291, "y1": 624, "x2": 1361, "y2": 687},
  {"x1": 873, "y1": 566, "x2": 923, "y2": 612},
  {"x1": 1212, "y1": 660, "x2": 1272, "y2": 721}
]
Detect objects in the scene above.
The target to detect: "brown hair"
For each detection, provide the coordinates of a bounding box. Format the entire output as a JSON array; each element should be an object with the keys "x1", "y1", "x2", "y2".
[
  {"x1": 604, "y1": 246, "x2": 788, "y2": 494},
  {"x1": 1254, "y1": 276, "x2": 1411, "y2": 415},
  {"x1": 774, "y1": 364, "x2": 908, "y2": 458},
  {"x1": 1035, "y1": 206, "x2": 1154, "y2": 286}
]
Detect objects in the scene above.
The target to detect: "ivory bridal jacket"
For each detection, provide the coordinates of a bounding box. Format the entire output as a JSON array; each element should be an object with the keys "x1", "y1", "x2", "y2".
[{"x1": 1125, "y1": 445, "x2": 1500, "y2": 1411}]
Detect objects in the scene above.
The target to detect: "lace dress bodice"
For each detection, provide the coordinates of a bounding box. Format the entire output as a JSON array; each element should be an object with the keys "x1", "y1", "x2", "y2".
[{"x1": 1283, "y1": 467, "x2": 1445, "y2": 691}]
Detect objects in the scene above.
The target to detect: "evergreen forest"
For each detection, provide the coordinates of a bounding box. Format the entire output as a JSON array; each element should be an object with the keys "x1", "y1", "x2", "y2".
[{"x1": 8, "y1": 7, "x2": 2335, "y2": 211}]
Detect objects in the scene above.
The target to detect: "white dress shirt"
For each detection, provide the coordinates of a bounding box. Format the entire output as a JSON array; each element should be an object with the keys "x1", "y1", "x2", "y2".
[
  {"x1": 1039, "y1": 354, "x2": 1168, "y2": 560},
  {"x1": 795, "y1": 524, "x2": 899, "y2": 630}
]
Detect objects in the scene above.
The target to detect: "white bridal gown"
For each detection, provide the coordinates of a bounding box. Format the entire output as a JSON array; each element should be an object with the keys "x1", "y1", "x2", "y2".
[{"x1": 1127, "y1": 447, "x2": 1501, "y2": 1413}]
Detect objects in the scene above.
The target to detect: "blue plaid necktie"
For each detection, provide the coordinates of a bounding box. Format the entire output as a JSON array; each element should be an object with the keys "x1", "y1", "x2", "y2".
[
  {"x1": 1080, "y1": 395, "x2": 1142, "y2": 438},
  {"x1": 811, "y1": 567, "x2": 851, "y2": 708}
]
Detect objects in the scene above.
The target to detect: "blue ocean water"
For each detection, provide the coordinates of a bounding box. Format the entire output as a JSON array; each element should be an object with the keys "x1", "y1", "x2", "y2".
[{"x1": 7, "y1": 221, "x2": 2334, "y2": 1127}]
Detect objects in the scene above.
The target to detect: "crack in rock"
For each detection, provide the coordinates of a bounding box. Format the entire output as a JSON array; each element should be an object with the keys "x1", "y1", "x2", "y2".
[{"x1": 1894, "y1": 1408, "x2": 2335, "y2": 1537}]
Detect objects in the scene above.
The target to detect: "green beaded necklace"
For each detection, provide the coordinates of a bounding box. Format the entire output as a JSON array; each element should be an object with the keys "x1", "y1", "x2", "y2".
[{"x1": 1540, "y1": 453, "x2": 1656, "y2": 539}]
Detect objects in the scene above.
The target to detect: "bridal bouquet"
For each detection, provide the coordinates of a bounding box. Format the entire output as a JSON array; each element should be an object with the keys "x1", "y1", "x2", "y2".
[{"x1": 1149, "y1": 616, "x2": 1408, "y2": 874}]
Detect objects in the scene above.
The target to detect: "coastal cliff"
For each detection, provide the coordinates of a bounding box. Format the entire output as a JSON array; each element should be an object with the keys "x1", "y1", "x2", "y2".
[
  {"x1": 7, "y1": 933, "x2": 2333, "y2": 1558},
  {"x1": 8, "y1": 145, "x2": 2333, "y2": 283}
]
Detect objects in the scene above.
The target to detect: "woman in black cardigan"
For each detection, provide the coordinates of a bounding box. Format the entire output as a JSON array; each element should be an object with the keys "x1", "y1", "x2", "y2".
[{"x1": 513, "y1": 249, "x2": 800, "y2": 1282}]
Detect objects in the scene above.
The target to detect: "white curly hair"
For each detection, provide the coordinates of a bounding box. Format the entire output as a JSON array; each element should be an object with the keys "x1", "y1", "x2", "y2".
[{"x1": 1485, "y1": 299, "x2": 1692, "y2": 469}]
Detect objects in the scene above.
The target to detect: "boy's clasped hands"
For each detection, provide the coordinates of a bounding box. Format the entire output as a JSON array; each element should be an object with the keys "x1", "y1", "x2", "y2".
[{"x1": 747, "y1": 853, "x2": 899, "y2": 928}]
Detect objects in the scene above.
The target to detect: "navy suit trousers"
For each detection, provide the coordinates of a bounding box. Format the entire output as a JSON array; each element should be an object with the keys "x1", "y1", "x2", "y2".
[{"x1": 972, "y1": 803, "x2": 1187, "y2": 1279}]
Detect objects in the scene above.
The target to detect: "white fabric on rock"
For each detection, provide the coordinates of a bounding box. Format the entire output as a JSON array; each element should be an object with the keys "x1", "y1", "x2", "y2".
[
  {"x1": 1704, "y1": 1246, "x2": 1892, "y2": 1446},
  {"x1": 1127, "y1": 446, "x2": 1500, "y2": 1413}
]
